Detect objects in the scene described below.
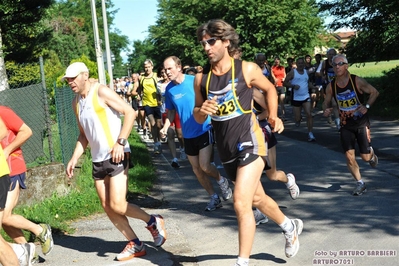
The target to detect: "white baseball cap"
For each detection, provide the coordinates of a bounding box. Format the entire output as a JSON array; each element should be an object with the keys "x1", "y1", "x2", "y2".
[{"x1": 62, "y1": 62, "x2": 89, "y2": 81}]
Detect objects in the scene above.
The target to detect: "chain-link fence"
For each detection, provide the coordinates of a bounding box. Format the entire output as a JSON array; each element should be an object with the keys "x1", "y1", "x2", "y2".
[
  {"x1": 54, "y1": 86, "x2": 79, "y2": 166},
  {"x1": 0, "y1": 58, "x2": 54, "y2": 164}
]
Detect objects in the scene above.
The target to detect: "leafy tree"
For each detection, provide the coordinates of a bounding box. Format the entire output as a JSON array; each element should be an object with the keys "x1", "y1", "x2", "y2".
[
  {"x1": 0, "y1": 0, "x2": 54, "y2": 62},
  {"x1": 5, "y1": 62, "x2": 40, "y2": 89},
  {"x1": 129, "y1": 0, "x2": 325, "y2": 68},
  {"x1": 0, "y1": 0, "x2": 53, "y2": 90},
  {"x1": 318, "y1": 0, "x2": 399, "y2": 63},
  {"x1": 127, "y1": 39, "x2": 157, "y2": 73}
]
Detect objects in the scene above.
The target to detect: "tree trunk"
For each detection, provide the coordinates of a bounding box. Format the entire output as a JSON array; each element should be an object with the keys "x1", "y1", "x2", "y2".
[{"x1": 0, "y1": 27, "x2": 10, "y2": 91}]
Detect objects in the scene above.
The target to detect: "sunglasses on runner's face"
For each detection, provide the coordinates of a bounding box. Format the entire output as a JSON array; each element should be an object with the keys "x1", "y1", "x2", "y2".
[
  {"x1": 332, "y1": 61, "x2": 347, "y2": 67},
  {"x1": 200, "y1": 37, "x2": 220, "y2": 47}
]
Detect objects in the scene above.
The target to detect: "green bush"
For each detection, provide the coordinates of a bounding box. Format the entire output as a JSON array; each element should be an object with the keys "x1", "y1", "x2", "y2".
[{"x1": 369, "y1": 66, "x2": 399, "y2": 118}]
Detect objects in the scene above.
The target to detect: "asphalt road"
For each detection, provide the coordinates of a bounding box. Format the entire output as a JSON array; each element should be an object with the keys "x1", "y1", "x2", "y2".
[{"x1": 38, "y1": 106, "x2": 399, "y2": 266}]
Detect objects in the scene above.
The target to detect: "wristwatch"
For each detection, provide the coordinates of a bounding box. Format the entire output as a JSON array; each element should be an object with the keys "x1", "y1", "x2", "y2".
[
  {"x1": 365, "y1": 104, "x2": 370, "y2": 109},
  {"x1": 117, "y1": 138, "x2": 127, "y2": 146}
]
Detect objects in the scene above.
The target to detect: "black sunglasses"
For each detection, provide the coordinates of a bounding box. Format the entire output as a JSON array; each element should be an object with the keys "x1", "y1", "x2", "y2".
[
  {"x1": 200, "y1": 37, "x2": 220, "y2": 47},
  {"x1": 332, "y1": 61, "x2": 347, "y2": 67}
]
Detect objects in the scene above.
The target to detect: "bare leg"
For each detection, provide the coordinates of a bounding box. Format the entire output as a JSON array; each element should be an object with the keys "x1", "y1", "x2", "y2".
[
  {"x1": 311, "y1": 92, "x2": 317, "y2": 113},
  {"x1": 199, "y1": 144, "x2": 222, "y2": 181},
  {"x1": 167, "y1": 127, "x2": 177, "y2": 159},
  {"x1": 265, "y1": 146, "x2": 288, "y2": 183},
  {"x1": 302, "y1": 101, "x2": 313, "y2": 133},
  {"x1": 234, "y1": 157, "x2": 285, "y2": 258},
  {"x1": 0, "y1": 212, "x2": 19, "y2": 266},
  {"x1": 175, "y1": 128, "x2": 184, "y2": 149},
  {"x1": 2, "y1": 182, "x2": 42, "y2": 243},
  {"x1": 139, "y1": 110, "x2": 146, "y2": 131},
  {"x1": 293, "y1": 106, "x2": 302, "y2": 124},
  {"x1": 345, "y1": 149, "x2": 362, "y2": 182},
  {"x1": 95, "y1": 168, "x2": 151, "y2": 240},
  {"x1": 187, "y1": 154, "x2": 216, "y2": 196},
  {"x1": 279, "y1": 93, "x2": 286, "y2": 117}
]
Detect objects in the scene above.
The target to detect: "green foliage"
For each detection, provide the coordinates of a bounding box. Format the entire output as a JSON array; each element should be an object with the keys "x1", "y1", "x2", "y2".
[
  {"x1": 318, "y1": 0, "x2": 399, "y2": 63},
  {"x1": 5, "y1": 62, "x2": 40, "y2": 89},
  {"x1": 44, "y1": 0, "x2": 129, "y2": 70},
  {"x1": 368, "y1": 66, "x2": 399, "y2": 118},
  {"x1": 44, "y1": 16, "x2": 91, "y2": 66},
  {"x1": 129, "y1": 0, "x2": 325, "y2": 68},
  {"x1": 127, "y1": 39, "x2": 157, "y2": 73},
  {"x1": 44, "y1": 51, "x2": 65, "y2": 98},
  {"x1": 0, "y1": 0, "x2": 54, "y2": 62}
]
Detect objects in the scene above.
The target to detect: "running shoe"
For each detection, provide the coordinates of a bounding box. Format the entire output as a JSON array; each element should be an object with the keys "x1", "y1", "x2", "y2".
[
  {"x1": 37, "y1": 224, "x2": 53, "y2": 255},
  {"x1": 284, "y1": 219, "x2": 303, "y2": 258},
  {"x1": 16, "y1": 243, "x2": 35, "y2": 266},
  {"x1": 143, "y1": 128, "x2": 148, "y2": 139},
  {"x1": 253, "y1": 208, "x2": 268, "y2": 226},
  {"x1": 308, "y1": 132, "x2": 316, "y2": 142},
  {"x1": 287, "y1": 173, "x2": 300, "y2": 200},
  {"x1": 171, "y1": 159, "x2": 180, "y2": 168},
  {"x1": 180, "y1": 148, "x2": 187, "y2": 160},
  {"x1": 205, "y1": 196, "x2": 222, "y2": 211},
  {"x1": 32, "y1": 250, "x2": 39, "y2": 264},
  {"x1": 353, "y1": 182, "x2": 367, "y2": 196},
  {"x1": 234, "y1": 260, "x2": 249, "y2": 266},
  {"x1": 369, "y1": 147, "x2": 378, "y2": 168},
  {"x1": 116, "y1": 241, "x2": 146, "y2": 261},
  {"x1": 218, "y1": 177, "x2": 232, "y2": 201},
  {"x1": 145, "y1": 215, "x2": 167, "y2": 247}
]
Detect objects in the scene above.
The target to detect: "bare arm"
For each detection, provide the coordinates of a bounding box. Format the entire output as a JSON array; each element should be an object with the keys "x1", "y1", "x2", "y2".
[
  {"x1": 160, "y1": 109, "x2": 176, "y2": 135},
  {"x1": 283, "y1": 70, "x2": 297, "y2": 89},
  {"x1": 193, "y1": 73, "x2": 217, "y2": 124},
  {"x1": 322, "y1": 83, "x2": 334, "y2": 116},
  {"x1": 320, "y1": 61, "x2": 327, "y2": 83},
  {"x1": 99, "y1": 84, "x2": 136, "y2": 139},
  {"x1": 356, "y1": 76, "x2": 379, "y2": 106},
  {"x1": 2, "y1": 122, "x2": 32, "y2": 158},
  {"x1": 99, "y1": 84, "x2": 136, "y2": 163},
  {"x1": 66, "y1": 97, "x2": 89, "y2": 178},
  {"x1": 244, "y1": 61, "x2": 283, "y2": 133},
  {"x1": 271, "y1": 67, "x2": 277, "y2": 86},
  {"x1": 0, "y1": 117, "x2": 7, "y2": 140}
]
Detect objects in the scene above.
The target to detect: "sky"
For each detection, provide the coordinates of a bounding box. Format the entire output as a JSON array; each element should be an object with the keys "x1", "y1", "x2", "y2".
[{"x1": 112, "y1": 0, "x2": 158, "y2": 60}]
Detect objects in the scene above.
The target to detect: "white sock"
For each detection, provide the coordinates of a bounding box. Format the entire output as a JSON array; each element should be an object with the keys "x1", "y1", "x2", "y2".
[
  {"x1": 172, "y1": 158, "x2": 178, "y2": 162},
  {"x1": 279, "y1": 216, "x2": 294, "y2": 233},
  {"x1": 357, "y1": 179, "x2": 364, "y2": 184},
  {"x1": 212, "y1": 193, "x2": 219, "y2": 199},
  {"x1": 236, "y1": 257, "x2": 249, "y2": 266}
]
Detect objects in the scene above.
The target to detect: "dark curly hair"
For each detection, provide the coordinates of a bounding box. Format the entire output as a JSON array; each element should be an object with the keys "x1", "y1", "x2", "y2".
[{"x1": 196, "y1": 19, "x2": 239, "y2": 57}]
